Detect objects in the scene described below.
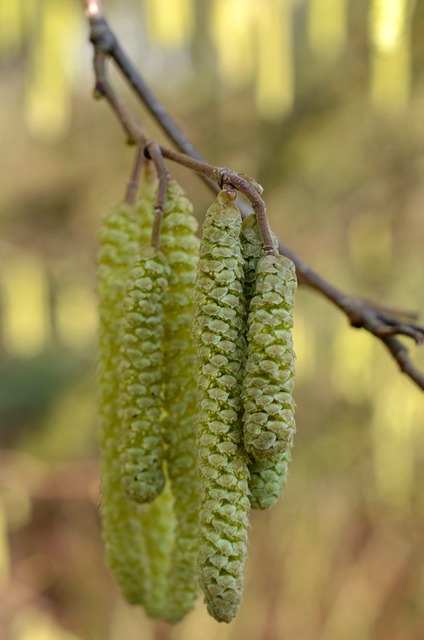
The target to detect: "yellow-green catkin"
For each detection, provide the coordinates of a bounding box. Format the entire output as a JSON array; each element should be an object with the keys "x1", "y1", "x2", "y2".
[
  {"x1": 160, "y1": 179, "x2": 201, "y2": 622},
  {"x1": 242, "y1": 244, "x2": 297, "y2": 462},
  {"x1": 119, "y1": 246, "x2": 170, "y2": 504},
  {"x1": 193, "y1": 190, "x2": 250, "y2": 624},
  {"x1": 97, "y1": 202, "x2": 149, "y2": 604},
  {"x1": 241, "y1": 214, "x2": 292, "y2": 509},
  {"x1": 141, "y1": 478, "x2": 176, "y2": 619}
]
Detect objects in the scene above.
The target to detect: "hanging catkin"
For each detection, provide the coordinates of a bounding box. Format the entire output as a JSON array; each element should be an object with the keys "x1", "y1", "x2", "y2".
[
  {"x1": 193, "y1": 190, "x2": 250, "y2": 624},
  {"x1": 241, "y1": 214, "x2": 292, "y2": 509},
  {"x1": 119, "y1": 246, "x2": 169, "y2": 504},
  {"x1": 97, "y1": 202, "x2": 149, "y2": 604},
  {"x1": 242, "y1": 249, "x2": 297, "y2": 462},
  {"x1": 160, "y1": 180, "x2": 201, "y2": 623},
  {"x1": 141, "y1": 477, "x2": 176, "y2": 619}
]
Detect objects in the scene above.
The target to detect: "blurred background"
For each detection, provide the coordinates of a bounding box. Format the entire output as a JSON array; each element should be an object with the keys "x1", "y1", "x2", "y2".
[{"x1": 0, "y1": 0, "x2": 424, "y2": 638}]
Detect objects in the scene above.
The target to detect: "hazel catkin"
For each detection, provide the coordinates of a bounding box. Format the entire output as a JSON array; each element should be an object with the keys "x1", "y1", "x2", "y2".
[
  {"x1": 193, "y1": 190, "x2": 250, "y2": 624},
  {"x1": 242, "y1": 251, "x2": 297, "y2": 462},
  {"x1": 141, "y1": 478, "x2": 176, "y2": 619},
  {"x1": 119, "y1": 246, "x2": 170, "y2": 504},
  {"x1": 241, "y1": 214, "x2": 293, "y2": 509},
  {"x1": 97, "y1": 202, "x2": 149, "y2": 604},
  {"x1": 160, "y1": 180, "x2": 201, "y2": 622}
]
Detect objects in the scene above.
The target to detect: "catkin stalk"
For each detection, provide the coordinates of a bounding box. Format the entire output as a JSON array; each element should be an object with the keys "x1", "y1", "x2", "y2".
[
  {"x1": 97, "y1": 202, "x2": 149, "y2": 604},
  {"x1": 194, "y1": 190, "x2": 250, "y2": 624},
  {"x1": 135, "y1": 165, "x2": 155, "y2": 245},
  {"x1": 160, "y1": 180, "x2": 201, "y2": 623},
  {"x1": 241, "y1": 214, "x2": 292, "y2": 509}
]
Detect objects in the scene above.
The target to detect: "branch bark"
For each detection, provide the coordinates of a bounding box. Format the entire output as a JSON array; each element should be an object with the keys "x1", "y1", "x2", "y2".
[{"x1": 84, "y1": 7, "x2": 424, "y2": 391}]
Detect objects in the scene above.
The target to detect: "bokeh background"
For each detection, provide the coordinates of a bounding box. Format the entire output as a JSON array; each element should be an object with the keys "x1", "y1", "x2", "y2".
[{"x1": 1, "y1": 0, "x2": 424, "y2": 638}]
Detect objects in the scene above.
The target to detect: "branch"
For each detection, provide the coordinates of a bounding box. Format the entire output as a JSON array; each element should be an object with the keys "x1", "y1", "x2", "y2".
[{"x1": 84, "y1": 8, "x2": 424, "y2": 391}]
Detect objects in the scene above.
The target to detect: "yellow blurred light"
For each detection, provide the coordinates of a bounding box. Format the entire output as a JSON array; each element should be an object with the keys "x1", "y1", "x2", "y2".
[
  {"x1": 56, "y1": 283, "x2": 97, "y2": 349},
  {"x1": 292, "y1": 311, "x2": 316, "y2": 382},
  {"x1": 0, "y1": 0, "x2": 23, "y2": 58},
  {"x1": 21, "y1": 0, "x2": 38, "y2": 35},
  {"x1": 24, "y1": 0, "x2": 81, "y2": 140},
  {"x1": 372, "y1": 373, "x2": 422, "y2": 509},
  {"x1": 1, "y1": 252, "x2": 49, "y2": 358},
  {"x1": 370, "y1": 30, "x2": 411, "y2": 115},
  {"x1": 369, "y1": 0, "x2": 412, "y2": 115},
  {"x1": 211, "y1": 0, "x2": 255, "y2": 87},
  {"x1": 370, "y1": 0, "x2": 408, "y2": 54},
  {"x1": 0, "y1": 500, "x2": 10, "y2": 586},
  {"x1": 254, "y1": 0, "x2": 294, "y2": 121},
  {"x1": 144, "y1": 0, "x2": 194, "y2": 48},
  {"x1": 331, "y1": 324, "x2": 375, "y2": 403},
  {"x1": 10, "y1": 607, "x2": 83, "y2": 640},
  {"x1": 308, "y1": 0, "x2": 347, "y2": 61}
]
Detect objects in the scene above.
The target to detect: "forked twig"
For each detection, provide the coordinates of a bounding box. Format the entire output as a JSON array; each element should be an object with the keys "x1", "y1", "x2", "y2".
[{"x1": 82, "y1": 0, "x2": 424, "y2": 391}]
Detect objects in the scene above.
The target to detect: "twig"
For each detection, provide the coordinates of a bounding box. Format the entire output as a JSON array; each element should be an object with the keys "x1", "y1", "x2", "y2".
[
  {"x1": 125, "y1": 144, "x2": 145, "y2": 205},
  {"x1": 89, "y1": 51, "x2": 276, "y2": 250},
  {"x1": 84, "y1": 9, "x2": 424, "y2": 391},
  {"x1": 145, "y1": 142, "x2": 169, "y2": 250}
]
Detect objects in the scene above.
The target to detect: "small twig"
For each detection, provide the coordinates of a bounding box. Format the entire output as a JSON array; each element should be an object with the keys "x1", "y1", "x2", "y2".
[
  {"x1": 90, "y1": 58, "x2": 275, "y2": 250},
  {"x1": 218, "y1": 168, "x2": 275, "y2": 255},
  {"x1": 382, "y1": 336, "x2": 424, "y2": 390},
  {"x1": 125, "y1": 144, "x2": 145, "y2": 205},
  {"x1": 145, "y1": 142, "x2": 169, "y2": 250},
  {"x1": 84, "y1": 9, "x2": 424, "y2": 391}
]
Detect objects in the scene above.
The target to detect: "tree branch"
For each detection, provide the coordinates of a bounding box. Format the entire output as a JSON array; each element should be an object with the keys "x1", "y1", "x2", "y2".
[{"x1": 84, "y1": 8, "x2": 424, "y2": 391}]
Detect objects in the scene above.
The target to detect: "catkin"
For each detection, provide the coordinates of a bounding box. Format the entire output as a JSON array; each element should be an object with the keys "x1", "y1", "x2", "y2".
[
  {"x1": 119, "y1": 246, "x2": 169, "y2": 504},
  {"x1": 160, "y1": 180, "x2": 201, "y2": 623},
  {"x1": 97, "y1": 202, "x2": 149, "y2": 604},
  {"x1": 242, "y1": 251, "x2": 297, "y2": 462},
  {"x1": 194, "y1": 190, "x2": 250, "y2": 624},
  {"x1": 142, "y1": 478, "x2": 176, "y2": 619},
  {"x1": 241, "y1": 214, "x2": 292, "y2": 509}
]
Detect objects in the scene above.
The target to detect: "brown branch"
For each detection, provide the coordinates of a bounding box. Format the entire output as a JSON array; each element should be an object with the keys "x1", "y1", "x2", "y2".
[
  {"x1": 89, "y1": 51, "x2": 276, "y2": 250},
  {"x1": 145, "y1": 142, "x2": 169, "y2": 250},
  {"x1": 84, "y1": 10, "x2": 424, "y2": 391},
  {"x1": 125, "y1": 144, "x2": 145, "y2": 205}
]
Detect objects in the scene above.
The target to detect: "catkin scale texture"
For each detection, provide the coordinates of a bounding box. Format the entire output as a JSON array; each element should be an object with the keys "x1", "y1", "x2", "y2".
[
  {"x1": 97, "y1": 202, "x2": 149, "y2": 604},
  {"x1": 141, "y1": 478, "x2": 176, "y2": 619},
  {"x1": 194, "y1": 191, "x2": 250, "y2": 624},
  {"x1": 160, "y1": 180, "x2": 201, "y2": 623},
  {"x1": 242, "y1": 248, "x2": 297, "y2": 462},
  {"x1": 119, "y1": 246, "x2": 169, "y2": 504},
  {"x1": 241, "y1": 214, "x2": 293, "y2": 509}
]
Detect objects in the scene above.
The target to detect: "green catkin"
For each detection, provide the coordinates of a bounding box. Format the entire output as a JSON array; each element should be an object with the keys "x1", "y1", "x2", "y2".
[
  {"x1": 141, "y1": 477, "x2": 176, "y2": 619},
  {"x1": 241, "y1": 214, "x2": 292, "y2": 509},
  {"x1": 97, "y1": 202, "x2": 149, "y2": 604},
  {"x1": 194, "y1": 190, "x2": 250, "y2": 624},
  {"x1": 242, "y1": 247, "x2": 297, "y2": 462},
  {"x1": 119, "y1": 246, "x2": 170, "y2": 504},
  {"x1": 160, "y1": 180, "x2": 201, "y2": 623}
]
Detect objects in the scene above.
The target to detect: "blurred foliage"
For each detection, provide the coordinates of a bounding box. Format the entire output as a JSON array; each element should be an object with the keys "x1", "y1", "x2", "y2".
[{"x1": 0, "y1": 0, "x2": 424, "y2": 639}]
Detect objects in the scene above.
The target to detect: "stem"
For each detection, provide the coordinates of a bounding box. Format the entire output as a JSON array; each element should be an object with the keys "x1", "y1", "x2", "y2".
[
  {"x1": 146, "y1": 143, "x2": 169, "y2": 251},
  {"x1": 125, "y1": 144, "x2": 145, "y2": 205}
]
